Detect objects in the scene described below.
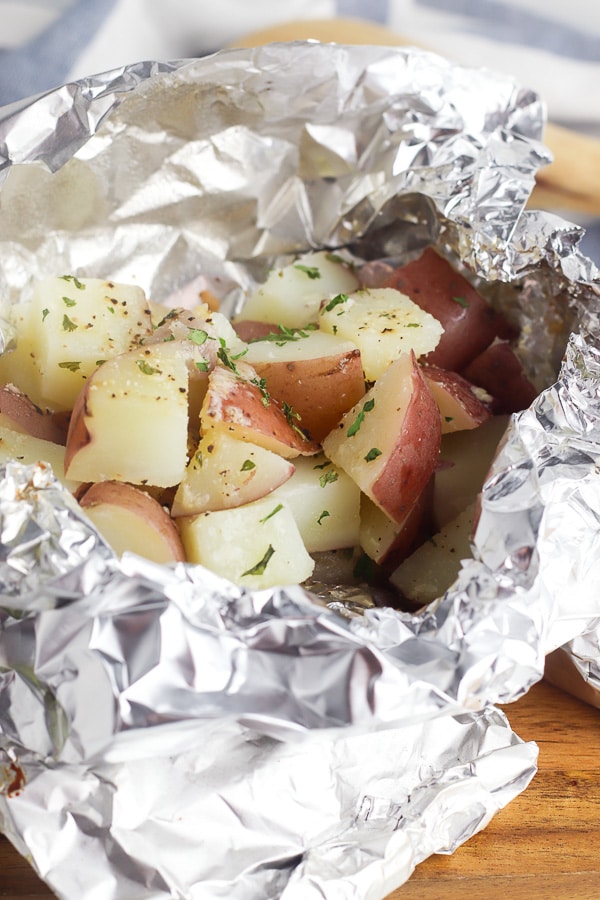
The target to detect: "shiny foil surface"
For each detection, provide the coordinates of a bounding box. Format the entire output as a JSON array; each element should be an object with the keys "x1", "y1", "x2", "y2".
[{"x1": 0, "y1": 42, "x2": 599, "y2": 898}]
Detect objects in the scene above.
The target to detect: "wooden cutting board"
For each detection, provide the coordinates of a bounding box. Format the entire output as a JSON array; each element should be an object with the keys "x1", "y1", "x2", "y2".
[{"x1": 1, "y1": 679, "x2": 599, "y2": 898}]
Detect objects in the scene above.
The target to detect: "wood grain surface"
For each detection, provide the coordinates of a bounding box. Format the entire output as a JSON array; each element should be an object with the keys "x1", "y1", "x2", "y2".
[{"x1": 1, "y1": 679, "x2": 599, "y2": 899}]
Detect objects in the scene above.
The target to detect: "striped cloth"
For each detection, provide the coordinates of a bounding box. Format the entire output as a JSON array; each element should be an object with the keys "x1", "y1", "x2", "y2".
[{"x1": 0, "y1": 0, "x2": 598, "y2": 125}]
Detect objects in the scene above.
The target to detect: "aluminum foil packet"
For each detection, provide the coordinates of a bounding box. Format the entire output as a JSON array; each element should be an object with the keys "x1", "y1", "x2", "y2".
[{"x1": 0, "y1": 42, "x2": 600, "y2": 898}]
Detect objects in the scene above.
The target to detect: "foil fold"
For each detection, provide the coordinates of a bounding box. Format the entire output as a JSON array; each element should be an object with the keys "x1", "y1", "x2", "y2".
[{"x1": 0, "y1": 41, "x2": 599, "y2": 898}]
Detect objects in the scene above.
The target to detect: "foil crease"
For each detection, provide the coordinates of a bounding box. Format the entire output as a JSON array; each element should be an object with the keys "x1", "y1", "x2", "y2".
[{"x1": 0, "y1": 42, "x2": 599, "y2": 898}]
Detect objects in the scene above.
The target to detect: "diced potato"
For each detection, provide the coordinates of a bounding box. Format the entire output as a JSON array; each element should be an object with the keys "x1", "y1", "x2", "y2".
[
  {"x1": 64, "y1": 345, "x2": 189, "y2": 487},
  {"x1": 268, "y1": 454, "x2": 360, "y2": 553},
  {"x1": 235, "y1": 251, "x2": 359, "y2": 329},
  {"x1": 179, "y1": 497, "x2": 314, "y2": 589},
  {"x1": 243, "y1": 329, "x2": 365, "y2": 441},
  {"x1": 0, "y1": 424, "x2": 80, "y2": 492},
  {"x1": 318, "y1": 287, "x2": 443, "y2": 381},
  {"x1": 1, "y1": 276, "x2": 154, "y2": 411},
  {"x1": 171, "y1": 432, "x2": 295, "y2": 516},
  {"x1": 390, "y1": 503, "x2": 476, "y2": 609},
  {"x1": 79, "y1": 481, "x2": 186, "y2": 564}
]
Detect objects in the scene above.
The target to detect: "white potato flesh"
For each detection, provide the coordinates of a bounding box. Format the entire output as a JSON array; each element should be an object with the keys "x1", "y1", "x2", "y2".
[
  {"x1": 243, "y1": 328, "x2": 358, "y2": 363},
  {"x1": 65, "y1": 346, "x2": 189, "y2": 487},
  {"x1": 171, "y1": 432, "x2": 295, "y2": 516},
  {"x1": 0, "y1": 424, "x2": 80, "y2": 492},
  {"x1": 318, "y1": 287, "x2": 443, "y2": 381},
  {"x1": 268, "y1": 454, "x2": 360, "y2": 553},
  {"x1": 79, "y1": 482, "x2": 185, "y2": 564},
  {"x1": 235, "y1": 251, "x2": 359, "y2": 328},
  {"x1": 179, "y1": 497, "x2": 314, "y2": 589},
  {"x1": 390, "y1": 503, "x2": 475, "y2": 608},
  {"x1": 23, "y1": 276, "x2": 154, "y2": 410}
]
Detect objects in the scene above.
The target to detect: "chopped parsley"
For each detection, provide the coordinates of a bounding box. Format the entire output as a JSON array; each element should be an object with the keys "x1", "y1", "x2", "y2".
[
  {"x1": 59, "y1": 275, "x2": 85, "y2": 290},
  {"x1": 217, "y1": 339, "x2": 239, "y2": 373},
  {"x1": 62, "y1": 314, "x2": 77, "y2": 332},
  {"x1": 62, "y1": 296, "x2": 77, "y2": 308},
  {"x1": 42, "y1": 308, "x2": 50, "y2": 322},
  {"x1": 319, "y1": 469, "x2": 338, "y2": 488},
  {"x1": 323, "y1": 293, "x2": 348, "y2": 313},
  {"x1": 188, "y1": 328, "x2": 209, "y2": 345},
  {"x1": 347, "y1": 398, "x2": 375, "y2": 437},
  {"x1": 58, "y1": 361, "x2": 81, "y2": 372},
  {"x1": 317, "y1": 510, "x2": 330, "y2": 526},
  {"x1": 136, "y1": 360, "x2": 160, "y2": 375},
  {"x1": 195, "y1": 360, "x2": 209, "y2": 372},
  {"x1": 364, "y1": 447, "x2": 382, "y2": 462},
  {"x1": 259, "y1": 503, "x2": 283, "y2": 524},
  {"x1": 250, "y1": 323, "x2": 317, "y2": 345},
  {"x1": 241, "y1": 459, "x2": 256, "y2": 472},
  {"x1": 242, "y1": 544, "x2": 275, "y2": 576},
  {"x1": 294, "y1": 264, "x2": 321, "y2": 279},
  {"x1": 452, "y1": 295, "x2": 469, "y2": 308},
  {"x1": 250, "y1": 376, "x2": 271, "y2": 407}
]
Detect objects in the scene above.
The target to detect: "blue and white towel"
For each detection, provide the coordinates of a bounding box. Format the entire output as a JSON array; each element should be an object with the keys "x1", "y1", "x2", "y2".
[{"x1": 1, "y1": 0, "x2": 599, "y2": 126}]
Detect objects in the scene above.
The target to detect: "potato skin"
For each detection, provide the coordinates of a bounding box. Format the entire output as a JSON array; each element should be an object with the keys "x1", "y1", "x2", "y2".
[
  {"x1": 461, "y1": 339, "x2": 538, "y2": 414},
  {"x1": 382, "y1": 247, "x2": 514, "y2": 371},
  {"x1": 0, "y1": 383, "x2": 70, "y2": 444},
  {"x1": 250, "y1": 348, "x2": 365, "y2": 442}
]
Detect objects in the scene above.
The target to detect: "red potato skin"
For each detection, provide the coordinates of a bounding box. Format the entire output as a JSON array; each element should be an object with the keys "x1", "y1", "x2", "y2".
[
  {"x1": 250, "y1": 349, "x2": 366, "y2": 443},
  {"x1": 371, "y1": 358, "x2": 441, "y2": 523},
  {"x1": 370, "y1": 475, "x2": 435, "y2": 571},
  {"x1": 420, "y1": 364, "x2": 492, "y2": 432},
  {"x1": 201, "y1": 363, "x2": 321, "y2": 457},
  {"x1": 381, "y1": 247, "x2": 515, "y2": 371},
  {"x1": 63, "y1": 383, "x2": 92, "y2": 475},
  {"x1": 232, "y1": 320, "x2": 283, "y2": 343},
  {"x1": 78, "y1": 480, "x2": 186, "y2": 561},
  {"x1": 0, "y1": 383, "x2": 70, "y2": 445},
  {"x1": 461, "y1": 338, "x2": 538, "y2": 414}
]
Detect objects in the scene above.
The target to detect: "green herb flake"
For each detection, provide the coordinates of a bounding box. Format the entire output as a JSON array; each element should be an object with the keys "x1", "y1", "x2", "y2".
[
  {"x1": 195, "y1": 360, "x2": 209, "y2": 372},
  {"x1": 282, "y1": 401, "x2": 308, "y2": 440},
  {"x1": 294, "y1": 264, "x2": 321, "y2": 280},
  {"x1": 452, "y1": 295, "x2": 470, "y2": 308},
  {"x1": 242, "y1": 544, "x2": 275, "y2": 577},
  {"x1": 41, "y1": 308, "x2": 50, "y2": 322},
  {"x1": 347, "y1": 398, "x2": 375, "y2": 437},
  {"x1": 62, "y1": 296, "x2": 77, "y2": 308},
  {"x1": 241, "y1": 459, "x2": 256, "y2": 472},
  {"x1": 188, "y1": 328, "x2": 209, "y2": 345},
  {"x1": 95, "y1": 359, "x2": 106, "y2": 367},
  {"x1": 445, "y1": 416, "x2": 454, "y2": 423},
  {"x1": 364, "y1": 447, "x2": 382, "y2": 462},
  {"x1": 59, "y1": 275, "x2": 85, "y2": 290},
  {"x1": 324, "y1": 293, "x2": 348, "y2": 313},
  {"x1": 317, "y1": 510, "x2": 330, "y2": 526},
  {"x1": 136, "y1": 360, "x2": 160, "y2": 375},
  {"x1": 58, "y1": 361, "x2": 81, "y2": 372},
  {"x1": 313, "y1": 460, "x2": 331, "y2": 470},
  {"x1": 406, "y1": 322, "x2": 421, "y2": 328},
  {"x1": 62, "y1": 314, "x2": 77, "y2": 332},
  {"x1": 106, "y1": 304, "x2": 115, "y2": 314},
  {"x1": 250, "y1": 376, "x2": 271, "y2": 407},
  {"x1": 319, "y1": 470, "x2": 338, "y2": 488},
  {"x1": 259, "y1": 503, "x2": 283, "y2": 524},
  {"x1": 217, "y1": 341, "x2": 239, "y2": 373}
]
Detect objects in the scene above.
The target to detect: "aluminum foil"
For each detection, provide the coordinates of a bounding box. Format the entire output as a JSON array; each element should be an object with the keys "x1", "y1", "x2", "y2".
[{"x1": 1, "y1": 41, "x2": 600, "y2": 898}]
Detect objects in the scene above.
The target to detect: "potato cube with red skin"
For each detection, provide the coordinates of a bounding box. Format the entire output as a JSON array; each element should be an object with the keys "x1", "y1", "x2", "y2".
[
  {"x1": 78, "y1": 481, "x2": 186, "y2": 564},
  {"x1": 200, "y1": 360, "x2": 320, "y2": 459},
  {"x1": 420, "y1": 365, "x2": 492, "y2": 433},
  {"x1": 0, "y1": 383, "x2": 70, "y2": 444},
  {"x1": 322, "y1": 352, "x2": 441, "y2": 525},
  {"x1": 381, "y1": 247, "x2": 514, "y2": 372},
  {"x1": 243, "y1": 329, "x2": 366, "y2": 441},
  {"x1": 359, "y1": 476, "x2": 434, "y2": 570},
  {"x1": 460, "y1": 338, "x2": 538, "y2": 414}
]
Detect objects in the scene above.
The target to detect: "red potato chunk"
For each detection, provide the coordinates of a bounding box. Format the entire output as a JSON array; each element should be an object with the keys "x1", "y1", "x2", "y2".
[
  {"x1": 421, "y1": 365, "x2": 492, "y2": 433},
  {"x1": 322, "y1": 352, "x2": 441, "y2": 524},
  {"x1": 381, "y1": 247, "x2": 514, "y2": 371},
  {"x1": 460, "y1": 338, "x2": 538, "y2": 414},
  {"x1": 200, "y1": 360, "x2": 320, "y2": 458}
]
